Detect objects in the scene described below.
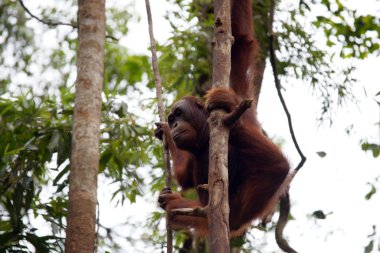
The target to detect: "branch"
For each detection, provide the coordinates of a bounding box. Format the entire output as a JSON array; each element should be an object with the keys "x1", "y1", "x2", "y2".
[
  {"x1": 145, "y1": 0, "x2": 173, "y2": 252},
  {"x1": 145, "y1": 0, "x2": 171, "y2": 188},
  {"x1": 170, "y1": 207, "x2": 207, "y2": 218},
  {"x1": 18, "y1": 0, "x2": 118, "y2": 41},
  {"x1": 223, "y1": 98, "x2": 253, "y2": 127},
  {"x1": 19, "y1": 0, "x2": 75, "y2": 27},
  {"x1": 268, "y1": 0, "x2": 306, "y2": 172},
  {"x1": 268, "y1": 1, "x2": 303, "y2": 253},
  {"x1": 197, "y1": 184, "x2": 209, "y2": 191}
]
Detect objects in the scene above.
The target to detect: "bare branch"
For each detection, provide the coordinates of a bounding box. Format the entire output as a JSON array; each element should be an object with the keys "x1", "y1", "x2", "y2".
[
  {"x1": 268, "y1": 1, "x2": 304, "y2": 252},
  {"x1": 268, "y1": 0, "x2": 306, "y2": 172},
  {"x1": 145, "y1": 0, "x2": 173, "y2": 252},
  {"x1": 197, "y1": 184, "x2": 209, "y2": 191},
  {"x1": 145, "y1": 0, "x2": 171, "y2": 187},
  {"x1": 18, "y1": 0, "x2": 118, "y2": 41},
  {"x1": 19, "y1": 0, "x2": 75, "y2": 27},
  {"x1": 170, "y1": 207, "x2": 207, "y2": 218}
]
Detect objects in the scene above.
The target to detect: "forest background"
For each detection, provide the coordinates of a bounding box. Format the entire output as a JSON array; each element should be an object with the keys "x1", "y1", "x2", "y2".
[{"x1": 0, "y1": 0, "x2": 379, "y2": 252}]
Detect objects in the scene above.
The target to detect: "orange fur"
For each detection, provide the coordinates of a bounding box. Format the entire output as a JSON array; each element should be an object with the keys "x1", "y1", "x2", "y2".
[{"x1": 155, "y1": 0, "x2": 291, "y2": 238}]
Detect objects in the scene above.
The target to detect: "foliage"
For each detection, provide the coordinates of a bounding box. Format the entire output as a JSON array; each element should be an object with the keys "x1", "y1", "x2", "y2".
[
  {"x1": 158, "y1": 0, "x2": 380, "y2": 123},
  {"x1": 274, "y1": 1, "x2": 360, "y2": 123},
  {"x1": 364, "y1": 226, "x2": 380, "y2": 253},
  {"x1": 100, "y1": 102, "x2": 153, "y2": 205},
  {"x1": 0, "y1": 0, "x2": 35, "y2": 94},
  {"x1": 0, "y1": 1, "x2": 159, "y2": 251},
  {"x1": 313, "y1": 0, "x2": 380, "y2": 59},
  {"x1": 365, "y1": 183, "x2": 377, "y2": 201},
  {"x1": 158, "y1": 0, "x2": 214, "y2": 98},
  {"x1": 361, "y1": 90, "x2": 380, "y2": 159},
  {"x1": 1, "y1": 0, "x2": 380, "y2": 252},
  {"x1": 0, "y1": 90, "x2": 156, "y2": 252},
  {"x1": 0, "y1": 95, "x2": 70, "y2": 252},
  {"x1": 104, "y1": 43, "x2": 150, "y2": 97},
  {"x1": 361, "y1": 142, "x2": 380, "y2": 158}
]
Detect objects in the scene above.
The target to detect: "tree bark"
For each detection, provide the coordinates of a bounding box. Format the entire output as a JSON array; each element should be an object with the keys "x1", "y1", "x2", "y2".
[
  {"x1": 144, "y1": 0, "x2": 173, "y2": 251},
  {"x1": 65, "y1": 0, "x2": 105, "y2": 252},
  {"x1": 208, "y1": 0, "x2": 232, "y2": 252}
]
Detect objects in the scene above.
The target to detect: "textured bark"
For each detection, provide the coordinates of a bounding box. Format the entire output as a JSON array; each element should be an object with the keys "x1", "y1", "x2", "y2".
[
  {"x1": 65, "y1": 0, "x2": 105, "y2": 252},
  {"x1": 208, "y1": 0, "x2": 232, "y2": 252},
  {"x1": 208, "y1": 111, "x2": 230, "y2": 252}
]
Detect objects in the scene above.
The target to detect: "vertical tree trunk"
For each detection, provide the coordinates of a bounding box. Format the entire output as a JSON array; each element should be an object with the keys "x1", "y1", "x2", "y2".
[
  {"x1": 208, "y1": 0, "x2": 232, "y2": 252},
  {"x1": 65, "y1": 0, "x2": 105, "y2": 252},
  {"x1": 144, "y1": 0, "x2": 173, "y2": 251}
]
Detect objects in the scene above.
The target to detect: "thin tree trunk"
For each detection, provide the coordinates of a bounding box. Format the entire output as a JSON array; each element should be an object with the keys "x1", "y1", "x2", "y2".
[
  {"x1": 65, "y1": 0, "x2": 105, "y2": 252},
  {"x1": 208, "y1": 0, "x2": 232, "y2": 252},
  {"x1": 144, "y1": 0, "x2": 173, "y2": 251}
]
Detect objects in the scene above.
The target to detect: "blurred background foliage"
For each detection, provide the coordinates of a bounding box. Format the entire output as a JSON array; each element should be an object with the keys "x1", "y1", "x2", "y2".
[{"x1": 0, "y1": 0, "x2": 379, "y2": 252}]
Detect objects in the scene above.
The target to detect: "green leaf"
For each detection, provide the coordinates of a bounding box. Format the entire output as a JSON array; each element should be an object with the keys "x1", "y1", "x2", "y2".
[
  {"x1": 365, "y1": 240, "x2": 374, "y2": 253},
  {"x1": 0, "y1": 103, "x2": 13, "y2": 116},
  {"x1": 57, "y1": 131, "x2": 71, "y2": 167},
  {"x1": 13, "y1": 184, "x2": 23, "y2": 221},
  {"x1": 0, "y1": 220, "x2": 11, "y2": 232},
  {"x1": 24, "y1": 181, "x2": 35, "y2": 212},
  {"x1": 375, "y1": 90, "x2": 380, "y2": 105},
  {"x1": 231, "y1": 236, "x2": 245, "y2": 247},
  {"x1": 100, "y1": 148, "x2": 113, "y2": 173},
  {"x1": 312, "y1": 210, "x2": 329, "y2": 219},
  {"x1": 53, "y1": 164, "x2": 70, "y2": 186},
  {"x1": 361, "y1": 142, "x2": 380, "y2": 158},
  {"x1": 25, "y1": 233, "x2": 50, "y2": 253},
  {"x1": 0, "y1": 231, "x2": 19, "y2": 245},
  {"x1": 56, "y1": 180, "x2": 68, "y2": 193},
  {"x1": 316, "y1": 151, "x2": 327, "y2": 158},
  {"x1": 48, "y1": 130, "x2": 61, "y2": 153},
  {"x1": 365, "y1": 185, "x2": 377, "y2": 200},
  {"x1": 113, "y1": 156, "x2": 123, "y2": 171}
]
